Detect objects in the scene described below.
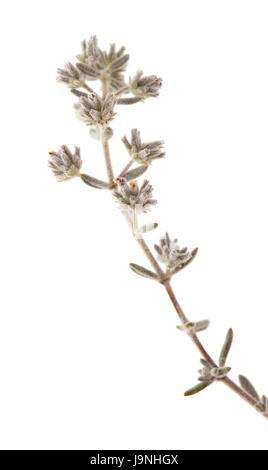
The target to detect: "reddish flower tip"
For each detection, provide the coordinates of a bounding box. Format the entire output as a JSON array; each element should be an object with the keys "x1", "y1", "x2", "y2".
[{"x1": 114, "y1": 177, "x2": 125, "y2": 185}]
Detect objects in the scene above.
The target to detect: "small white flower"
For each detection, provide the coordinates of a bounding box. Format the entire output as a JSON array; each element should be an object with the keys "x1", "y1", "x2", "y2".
[
  {"x1": 76, "y1": 35, "x2": 129, "y2": 91},
  {"x1": 113, "y1": 178, "x2": 157, "y2": 214},
  {"x1": 56, "y1": 62, "x2": 84, "y2": 89},
  {"x1": 154, "y1": 233, "x2": 196, "y2": 273},
  {"x1": 129, "y1": 70, "x2": 162, "y2": 100},
  {"x1": 74, "y1": 91, "x2": 116, "y2": 126},
  {"x1": 122, "y1": 129, "x2": 165, "y2": 165},
  {"x1": 48, "y1": 145, "x2": 82, "y2": 181}
]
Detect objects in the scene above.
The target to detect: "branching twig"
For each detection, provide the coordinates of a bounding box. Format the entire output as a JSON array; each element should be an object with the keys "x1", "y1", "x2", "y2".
[{"x1": 50, "y1": 35, "x2": 268, "y2": 420}]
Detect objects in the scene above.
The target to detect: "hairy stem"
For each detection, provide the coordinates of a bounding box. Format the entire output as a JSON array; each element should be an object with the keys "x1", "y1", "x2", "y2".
[
  {"x1": 164, "y1": 281, "x2": 216, "y2": 364},
  {"x1": 102, "y1": 140, "x2": 114, "y2": 185},
  {"x1": 101, "y1": 79, "x2": 114, "y2": 185},
  {"x1": 136, "y1": 237, "x2": 165, "y2": 279},
  {"x1": 94, "y1": 81, "x2": 267, "y2": 418}
]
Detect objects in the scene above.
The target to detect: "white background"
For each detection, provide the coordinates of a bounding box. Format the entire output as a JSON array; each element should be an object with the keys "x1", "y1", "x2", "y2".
[{"x1": 1, "y1": 0, "x2": 268, "y2": 450}]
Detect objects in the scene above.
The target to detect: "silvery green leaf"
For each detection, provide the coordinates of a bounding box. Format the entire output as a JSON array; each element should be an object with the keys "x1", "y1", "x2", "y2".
[
  {"x1": 198, "y1": 375, "x2": 212, "y2": 382},
  {"x1": 76, "y1": 61, "x2": 98, "y2": 77},
  {"x1": 80, "y1": 173, "x2": 109, "y2": 189},
  {"x1": 136, "y1": 223, "x2": 158, "y2": 234},
  {"x1": 194, "y1": 320, "x2": 210, "y2": 332},
  {"x1": 238, "y1": 375, "x2": 260, "y2": 401},
  {"x1": 184, "y1": 381, "x2": 212, "y2": 396},
  {"x1": 200, "y1": 358, "x2": 212, "y2": 369},
  {"x1": 71, "y1": 89, "x2": 89, "y2": 98},
  {"x1": 117, "y1": 97, "x2": 141, "y2": 105},
  {"x1": 172, "y1": 248, "x2": 198, "y2": 275},
  {"x1": 123, "y1": 165, "x2": 148, "y2": 181},
  {"x1": 210, "y1": 367, "x2": 231, "y2": 379},
  {"x1": 154, "y1": 244, "x2": 162, "y2": 256},
  {"x1": 262, "y1": 395, "x2": 268, "y2": 407},
  {"x1": 261, "y1": 396, "x2": 268, "y2": 412},
  {"x1": 129, "y1": 263, "x2": 158, "y2": 280},
  {"x1": 219, "y1": 328, "x2": 233, "y2": 366}
]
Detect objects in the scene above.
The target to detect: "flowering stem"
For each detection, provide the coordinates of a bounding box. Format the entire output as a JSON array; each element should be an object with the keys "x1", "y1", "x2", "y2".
[
  {"x1": 136, "y1": 237, "x2": 165, "y2": 279},
  {"x1": 54, "y1": 36, "x2": 268, "y2": 421},
  {"x1": 121, "y1": 210, "x2": 164, "y2": 277},
  {"x1": 99, "y1": 141, "x2": 267, "y2": 419},
  {"x1": 164, "y1": 281, "x2": 193, "y2": 327}
]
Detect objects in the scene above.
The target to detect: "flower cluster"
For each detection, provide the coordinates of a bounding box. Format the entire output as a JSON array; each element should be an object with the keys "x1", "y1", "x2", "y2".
[
  {"x1": 129, "y1": 70, "x2": 162, "y2": 100},
  {"x1": 56, "y1": 36, "x2": 163, "y2": 108},
  {"x1": 57, "y1": 62, "x2": 84, "y2": 89},
  {"x1": 76, "y1": 35, "x2": 99, "y2": 62},
  {"x1": 74, "y1": 91, "x2": 116, "y2": 127},
  {"x1": 122, "y1": 129, "x2": 165, "y2": 166},
  {"x1": 48, "y1": 145, "x2": 82, "y2": 181},
  {"x1": 76, "y1": 35, "x2": 129, "y2": 91},
  {"x1": 154, "y1": 233, "x2": 197, "y2": 274},
  {"x1": 113, "y1": 178, "x2": 157, "y2": 214}
]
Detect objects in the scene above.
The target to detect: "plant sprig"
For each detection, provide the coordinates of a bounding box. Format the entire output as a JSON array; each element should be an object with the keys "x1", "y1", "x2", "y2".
[{"x1": 49, "y1": 35, "x2": 268, "y2": 420}]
